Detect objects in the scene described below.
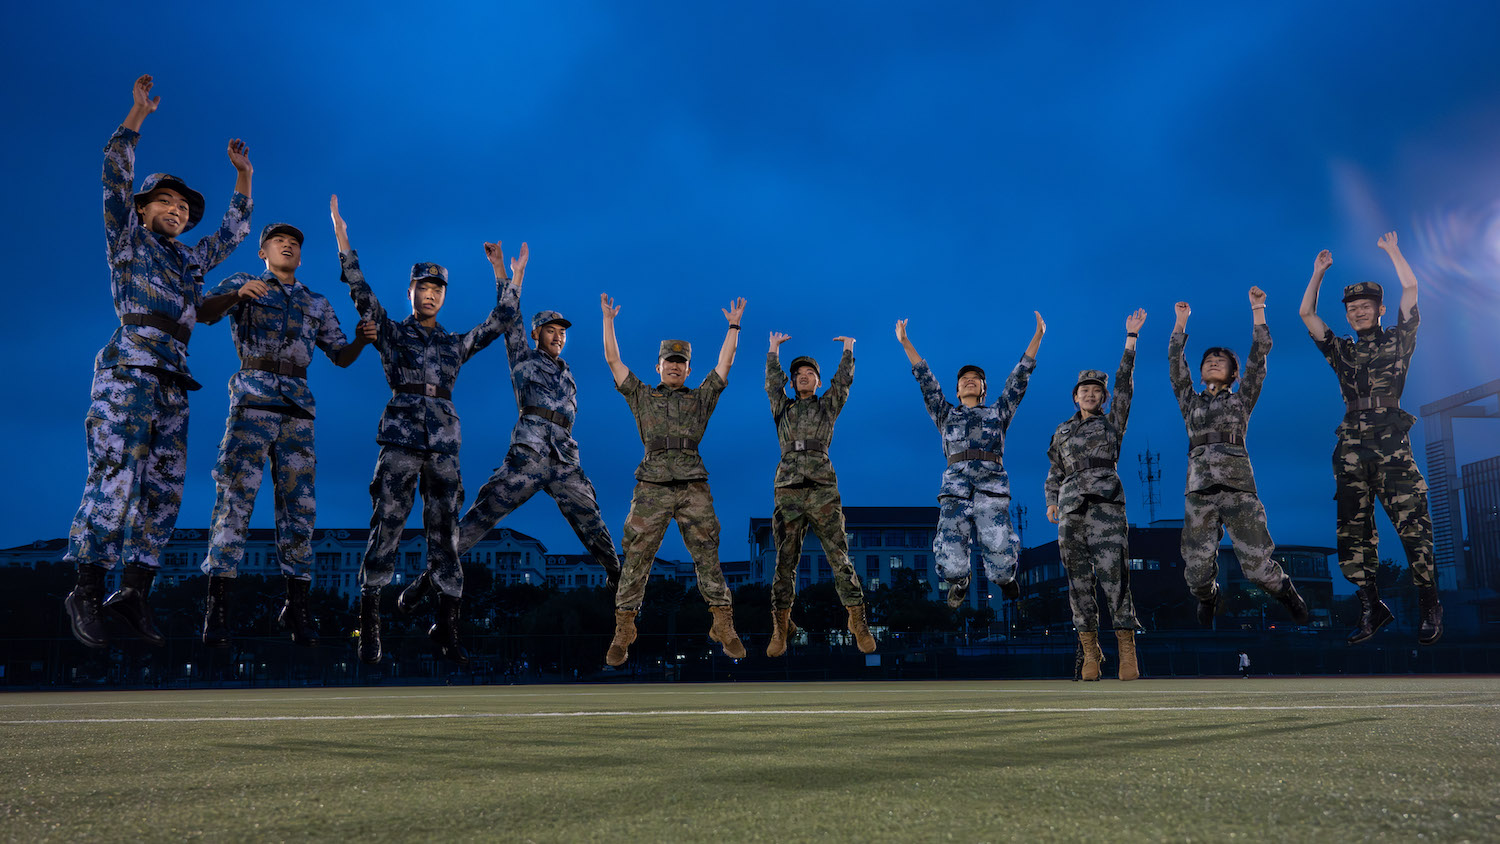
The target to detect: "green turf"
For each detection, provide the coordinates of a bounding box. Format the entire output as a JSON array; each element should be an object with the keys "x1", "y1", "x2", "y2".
[{"x1": 2, "y1": 679, "x2": 1497, "y2": 842}]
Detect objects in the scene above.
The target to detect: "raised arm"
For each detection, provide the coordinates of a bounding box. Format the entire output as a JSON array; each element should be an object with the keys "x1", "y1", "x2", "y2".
[
  {"x1": 330, "y1": 195, "x2": 387, "y2": 326},
  {"x1": 121, "y1": 73, "x2": 158, "y2": 134},
  {"x1": 714, "y1": 297, "x2": 746, "y2": 382},
  {"x1": 1023, "y1": 311, "x2": 1046, "y2": 361},
  {"x1": 766, "y1": 332, "x2": 791, "y2": 413},
  {"x1": 1300, "y1": 249, "x2": 1332, "y2": 338},
  {"x1": 1168, "y1": 302, "x2": 1194, "y2": 415},
  {"x1": 1111, "y1": 308, "x2": 1145, "y2": 432},
  {"x1": 895, "y1": 318, "x2": 923, "y2": 366},
  {"x1": 899, "y1": 320, "x2": 948, "y2": 425},
  {"x1": 104, "y1": 76, "x2": 156, "y2": 261},
  {"x1": 1241, "y1": 287, "x2": 1272, "y2": 411},
  {"x1": 452, "y1": 240, "x2": 517, "y2": 363},
  {"x1": 1377, "y1": 231, "x2": 1418, "y2": 320},
  {"x1": 825, "y1": 336, "x2": 856, "y2": 416},
  {"x1": 188, "y1": 137, "x2": 254, "y2": 274},
  {"x1": 601, "y1": 293, "x2": 631, "y2": 387}
]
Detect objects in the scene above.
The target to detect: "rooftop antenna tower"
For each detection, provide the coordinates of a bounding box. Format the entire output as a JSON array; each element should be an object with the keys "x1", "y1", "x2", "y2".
[{"x1": 1137, "y1": 445, "x2": 1162, "y2": 524}]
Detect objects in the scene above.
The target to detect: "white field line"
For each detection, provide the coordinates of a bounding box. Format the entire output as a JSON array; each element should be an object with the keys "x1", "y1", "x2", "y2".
[
  {"x1": 3, "y1": 686, "x2": 1495, "y2": 709},
  {"x1": 5, "y1": 703, "x2": 1500, "y2": 725}
]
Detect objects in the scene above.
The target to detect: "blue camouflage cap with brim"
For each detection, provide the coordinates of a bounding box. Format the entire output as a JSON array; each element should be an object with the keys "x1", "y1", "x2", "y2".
[
  {"x1": 1342, "y1": 281, "x2": 1383, "y2": 304},
  {"x1": 259, "y1": 222, "x2": 304, "y2": 247},
  {"x1": 532, "y1": 310, "x2": 571, "y2": 332},
  {"x1": 659, "y1": 339, "x2": 691, "y2": 362},
  {"x1": 134, "y1": 173, "x2": 206, "y2": 232},
  {"x1": 410, "y1": 262, "x2": 448, "y2": 286}
]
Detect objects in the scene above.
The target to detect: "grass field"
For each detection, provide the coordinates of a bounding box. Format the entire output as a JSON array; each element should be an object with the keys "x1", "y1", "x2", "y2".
[{"x1": 2, "y1": 678, "x2": 1497, "y2": 842}]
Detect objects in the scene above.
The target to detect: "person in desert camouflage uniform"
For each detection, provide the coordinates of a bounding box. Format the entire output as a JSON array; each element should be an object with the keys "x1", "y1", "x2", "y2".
[
  {"x1": 64, "y1": 74, "x2": 254, "y2": 649},
  {"x1": 599, "y1": 293, "x2": 748, "y2": 666},
  {"x1": 1169, "y1": 289, "x2": 1308, "y2": 631},
  {"x1": 197, "y1": 221, "x2": 376, "y2": 648},
  {"x1": 1300, "y1": 233, "x2": 1442, "y2": 645},
  {"x1": 895, "y1": 313, "x2": 1046, "y2": 609},
  {"x1": 764, "y1": 332, "x2": 875, "y2": 657},
  {"x1": 331, "y1": 196, "x2": 509, "y2": 666},
  {"x1": 1045, "y1": 308, "x2": 1147, "y2": 681}
]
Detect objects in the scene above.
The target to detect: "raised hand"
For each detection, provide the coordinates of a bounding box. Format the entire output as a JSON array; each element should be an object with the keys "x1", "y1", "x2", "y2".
[
  {"x1": 1249, "y1": 286, "x2": 1267, "y2": 307},
  {"x1": 722, "y1": 297, "x2": 747, "y2": 325},
  {"x1": 510, "y1": 243, "x2": 529, "y2": 287},
  {"x1": 226, "y1": 139, "x2": 252, "y2": 174},
  {"x1": 770, "y1": 332, "x2": 791, "y2": 351},
  {"x1": 601, "y1": 293, "x2": 620, "y2": 320},
  {"x1": 329, "y1": 195, "x2": 350, "y2": 252},
  {"x1": 1175, "y1": 301, "x2": 1191, "y2": 319},
  {"x1": 483, "y1": 240, "x2": 506, "y2": 274},
  {"x1": 132, "y1": 75, "x2": 160, "y2": 114},
  {"x1": 833, "y1": 335, "x2": 855, "y2": 353},
  {"x1": 1377, "y1": 231, "x2": 1399, "y2": 253},
  {"x1": 895, "y1": 319, "x2": 909, "y2": 345},
  {"x1": 1034, "y1": 311, "x2": 1046, "y2": 335},
  {"x1": 236, "y1": 278, "x2": 269, "y2": 302},
  {"x1": 1314, "y1": 249, "x2": 1333, "y2": 273},
  {"x1": 1125, "y1": 308, "x2": 1147, "y2": 334}
]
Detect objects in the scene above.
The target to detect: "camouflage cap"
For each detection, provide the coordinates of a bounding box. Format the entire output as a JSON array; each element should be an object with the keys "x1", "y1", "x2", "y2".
[
  {"x1": 133, "y1": 173, "x2": 206, "y2": 232},
  {"x1": 788, "y1": 355, "x2": 820, "y2": 378},
  {"x1": 1073, "y1": 369, "x2": 1108, "y2": 394},
  {"x1": 410, "y1": 262, "x2": 449, "y2": 286},
  {"x1": 659, "y1": 339, "x2": 692, "y2": 361},
  {"x1": 532, "y1": 310, "x2": 571, "y2": 331},
  {"x1": 1342, "y1": 281, "x2": 1383, "y2": 304},
  {"x1": 956, "y1": 364, "x2": 986, "y2": 383},
  {"x1": 259, "y1": 222, "x2": 304, "y2": 247}
]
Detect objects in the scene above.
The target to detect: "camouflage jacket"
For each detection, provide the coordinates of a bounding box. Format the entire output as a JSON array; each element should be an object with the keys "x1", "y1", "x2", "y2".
[
  {"x1": 1311, "y1": 306, "x2": 1419, "y2": 440},
  {"x1": 496, "y1": 281, "x2": 583, "y2": 465},
  {"x1": 913, "y1": 355, "x2": 1035, "y2": 499},
  {"x1": 618, "y1": 370, "x2": 727, "y2": 483},
  {"x1": 1169, "y1": 324, "x2": 1269, "y2": 494},
  {"x1": 98, "y1": 126, "x2": 253, "y2": 387},
  {"x1": 340, "y1": 250, "x2": 504, "y2": 455},
  {"x1": 1045, "y1": 347, "x2": 1135, "y2": 513},
  {"x1": 766, "y1": 350, "x2": 853, "y2": 488},
  {"x1": 202, "y1": 270, "x2": 352, "y2": 417}
]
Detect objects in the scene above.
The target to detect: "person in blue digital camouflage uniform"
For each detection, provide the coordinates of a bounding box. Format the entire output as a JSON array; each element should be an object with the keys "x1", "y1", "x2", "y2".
[
  {"x1": 197, "y1": 221, "x2": 376, "y2": 648},
  {"x1": 331, "y1": 195, "x2": 508, "y2": 665},
  {"x1": 895, "y1": 313, "x2": 1045, "y2": 608},
  {"x1": 64, "y1": 74, "x2": 254, "y2": 649}
]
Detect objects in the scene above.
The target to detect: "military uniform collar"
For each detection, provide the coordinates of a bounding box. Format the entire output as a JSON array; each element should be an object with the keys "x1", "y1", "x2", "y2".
[
  {"x1": 400, "y1": 314, "x2": 446, "y2": 335},
  {"x1": 654, "y1": 382, "x2": 691, "y2": 393},
  {"x1": 259, "y1": 269, "x2": 300, "y2": 289},
  {"x1": 1355, "y1": 326, "x2": 1382, "y2": 340}
]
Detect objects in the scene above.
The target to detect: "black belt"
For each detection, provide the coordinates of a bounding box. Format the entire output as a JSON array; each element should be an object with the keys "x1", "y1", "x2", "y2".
[
  {"x1": 393, "y1": 383, "x2": 451, "y2": 400},
  {"x1": 647, "y1": 436, "x2": 699, "y2": 454},
  {"x1": 121, "y1": 312, "x2": 191, "y2": 343},
  {"x1": 1189, "y1": 432, "x2": 1244, "y2": 449},
  {"x1": 1065, "y1": 457, "x2": 1117, "y2": 478},
  {"x1": 521, "y1": 405, "x2": 572, "y2": 431},
  {"x1": 1346, "y1": 396, "x2": 1402, "y2": 413},
  {"x1": 241, "y1": 357, "x2": 307, "y2": 379},
  {"x1": 782, "y1": 438, "x2": 827, "y2": 455},
  {"x1": 947, "y1": 449, "x2": 1003, "y2": 465}
]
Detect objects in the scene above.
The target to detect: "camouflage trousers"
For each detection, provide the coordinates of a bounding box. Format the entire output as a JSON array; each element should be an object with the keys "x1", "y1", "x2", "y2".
[
  {"x1": 362, "y1": 445, "x2": 464, "y2": 597},
  {"x1": 1058, "y1": 496, "x2": 1137, "y2": 631},
  {"x1": 1334, "y1": 438, "x2": 1434, "y2": 588},
  {"x1": 65, "y1": 366, "x2": 189, "y2": 570},
  {"x1": 771, "y1": 483, "x2": 864, "y2": 610},
  {"x1": 935, "y1": 492, "x2": 1018, "y2": 585},
  {"x1": 457, "y1": 445, "x2": 619, "y2": 579},
  {"x1": 1182, "y1": 486, "x2": 1287, "y2": 600},
  {"x1": 201, "y1": 408, "x2": 316, "y2": 580},
  {"x1": 617, "y1": 480, "x2": 733, "y2": 612}
]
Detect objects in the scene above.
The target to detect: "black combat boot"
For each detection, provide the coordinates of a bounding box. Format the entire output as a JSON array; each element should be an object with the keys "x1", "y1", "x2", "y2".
[
  {"x1": 1346, "y1": 584, "x2": 1394, "y2": 645},
  {"x1": 1417, "y1": 585, "x2": 1443, "y2": 646},
  {"x1": 202, "y1": 575, "x2": 232, "y2": 647},
  {"x1": 396, "y1": 569, "x2": 433, "y2": 615},
  {"x1": 65, "y1": 563, "x2": 110, "y2": 648},
  {"x1": 359, "y1": 587, "x2": 382, "y2": 665},
  {"x1": 1196, "y1": 584, "x2": 1224, "y2": 627},
  {"x1": 945, "y1": 575, "x2": 970, "y2": 609},
  {"x1": 429, "y1": 594, "x2": 470, "y2": 665},
  {"x1": 279, "y1": 576, "x2": 319, "y2": 647},
  {"x1": 104, "y1": 565, "x2": 165, "y2": 646},
  {"x1": 1272, "y1": 577, "x2": 1310, "y2": 624}
]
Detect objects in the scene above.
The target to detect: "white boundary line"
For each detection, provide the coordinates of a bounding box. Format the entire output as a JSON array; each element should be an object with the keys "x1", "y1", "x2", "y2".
[{"x1": 5, "y1": 702, "x2": 1500, "y2": 725}]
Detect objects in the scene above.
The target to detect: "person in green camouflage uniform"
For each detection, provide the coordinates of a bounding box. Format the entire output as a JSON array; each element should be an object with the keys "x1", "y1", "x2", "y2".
[
  {"x1": 599, "y1": 294, "x2": 749, "y2": 666},
  {"x1": 1300, "y1": 233, "x2": 1442, "y2": 645},
  {"x1": 1045, "y1": 308, "x2": 1147, "y2": 681},
  {"x1": 764, "y1": 332, "x2": 875, "y2": 657},
  {"x1": 1170, "y1": 289, "x2": 1308, "y2": 630}
]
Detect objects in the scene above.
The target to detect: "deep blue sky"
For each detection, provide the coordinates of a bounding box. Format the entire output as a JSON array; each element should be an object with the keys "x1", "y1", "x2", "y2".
[{"x1": 5, "y1": 2, "x2": 1499, "y2": 581}]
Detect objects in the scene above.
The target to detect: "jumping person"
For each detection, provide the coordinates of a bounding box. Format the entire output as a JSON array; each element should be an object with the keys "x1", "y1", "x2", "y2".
[
  {"x1": 331, "y1": 195, "x2": 508, "y2": 665},
  {"x1": 1045, "y1": 309, "x2": 1147, "y2": 681},
  {"x1": 64, "y1": 74, "x2": 253, "y2": 648},
  {"x1": 1300, "y1": 234, "x2": 1442, "y2": 645},
  {"x1": 764, "y1": 332, "x2": 875, "y2": 657},
  {"x1": 1169, "y1": 290, "x2": 1308, "y2": 630},
  {"x1": 600, "y1": 293, "x2": 748, "y2": 666},
  {"x1": 197, "y1": 222, "x2": 375, "y2": 648},
  {"x1": 895, "y1": 313, "x2": 1045, "y2": 608}
]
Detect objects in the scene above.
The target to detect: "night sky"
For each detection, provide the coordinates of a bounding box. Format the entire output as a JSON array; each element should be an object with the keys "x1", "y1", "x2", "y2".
[{"x1": 6, "y1": 2, "x2": 1499, "y2": 590}]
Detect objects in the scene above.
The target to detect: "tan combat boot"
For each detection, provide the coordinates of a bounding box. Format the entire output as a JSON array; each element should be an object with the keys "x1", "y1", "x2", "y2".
[
  {"x1": 1115, "y1": 629, "x2": 1139, "y2": 681},
  {"x1": 767, "y1": 608, "x2": 798, "y2": 657},
  {"x1": 846, "y1": 604, "x2": 877, "y2": 654},
  {"x1": 708, "y1": 606, "x2": 747, "y2": 659},
  {"x1": 606, "y1": 610, "x2": 637, "y2": 666},
  {"x1": 1079, "y1": 631, "x2": 1105, "y2": 681}
]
